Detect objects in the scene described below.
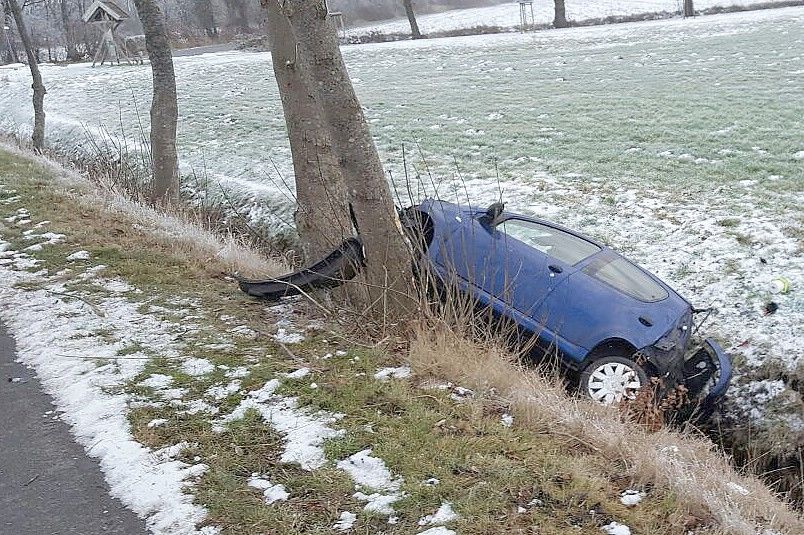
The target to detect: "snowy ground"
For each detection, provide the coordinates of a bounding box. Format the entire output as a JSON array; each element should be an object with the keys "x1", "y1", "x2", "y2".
[
  {"x1": 346, "y1": 0, "x2": 795, "y2": 36},
  {"x1": 0, "y1": 172, "x2": 447, "y2": 533},
  {"x1": 0, "y1": 8, "x2": 802, "y2": 441}
]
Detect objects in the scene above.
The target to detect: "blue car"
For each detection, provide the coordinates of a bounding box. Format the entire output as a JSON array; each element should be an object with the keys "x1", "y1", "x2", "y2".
[
  {"x1": 238, "y1": 199, "x2": 731, "y2": 409},
  {"x1": 407, "y1": 200, "x2": 731, "y2": 408}
]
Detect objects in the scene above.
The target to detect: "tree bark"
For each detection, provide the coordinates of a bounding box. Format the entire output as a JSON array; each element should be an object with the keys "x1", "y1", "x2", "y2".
[
  {"x1": 553, "y1": 0, "x2": 568, "y2": 29},
  {"x1": 59, "y1": 0, "x2": 79, "y2": 61},
  {"x1": 683, "y1": 0, "x2": 695, "y2": 18},
  {"x1": 226, "y1": 0, "x2": 249, "y2": 32},
  {"x1": 0, "y1": 4, "x2": 12, "y2": 64},
  {"x1": 195, "y1": 0, "x2": 217, "y2": 38},
  {"x1": 284, "y1": 0, "x2": 414, "y2": 316},
  {"x1": 402, "y1": 0, "x2": 422, "y2": 39},
  {"x1": 262, "y1": 0, "x2": 352, "y2": 261},
  {"x1": 133, "y1": 0, "x2": 179, "y2": 203},
  {"x1": 6, "y1": 0, "x2": 46, "y2": 150}
]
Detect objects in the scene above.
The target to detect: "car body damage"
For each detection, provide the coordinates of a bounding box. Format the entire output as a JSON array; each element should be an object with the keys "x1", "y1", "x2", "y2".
[{"x1": 238, "y1": 200, "x2": 732, "y2": 409}]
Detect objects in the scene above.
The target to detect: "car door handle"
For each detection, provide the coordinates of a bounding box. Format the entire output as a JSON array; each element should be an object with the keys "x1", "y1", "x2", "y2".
[
  {"x1": 639, "y1": 316, "x2": 653, "y2": 327},
  {"x1": 548, "y1": 265, "x2": 563, "y2": 274}
]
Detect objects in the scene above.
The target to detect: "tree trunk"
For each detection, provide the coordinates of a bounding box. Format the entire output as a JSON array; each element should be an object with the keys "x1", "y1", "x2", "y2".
[
  {"x1": 284, "y1": 0, "x2": 414, "y2": 316},
  {"x1": 402, "y1": 0, "x2": 422, "y2": 39},
  {"x1": 226, "y1": 0, "x2": 249, "y2": 32},
  {"x1": 59, "y1": 0, "x2": 79, "y2": 61},
  {"x1": 133, "y1": 0, "x2": 179, "y2": 203},
  {"x1": 553, "y1": 0, "x2": 568, "y2": 29},
  {"x1": 0, "y1": 4, "x2": 12, "y2": 64},
  {"x1": 262, "y1": 0, "x2": 352, "y2": 261},
  {"x1": 195, "y1": 0, "x2": 217, "y2": 38},
  {"x1": 683, "y1": 0, "x2": 695, "y2": 18},
  {"x1": 7, "y1": 0, "x2": 46, "y2": 150}
]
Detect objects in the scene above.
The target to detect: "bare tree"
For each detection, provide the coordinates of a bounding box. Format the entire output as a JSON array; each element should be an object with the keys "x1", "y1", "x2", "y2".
[
  {"x1": 225, "y1": 0, "x2": 249, "y2": 33},
  {"x1": 683, "y1": 0, "x2": 694, "y2": 18},
  {"x1": 6, "y1": 0, "x2": 46, "y2": 150},
  {"x1": 59, "y1": 0, "x2": 79, "y2": 61},
  {"x1": 553, "y1": 0, "x2": 568, "y2": 29},
  {"x1": 0, "y1": 3, "x2": 19, "y2": 64},
  {"x1": 273, "y1": 0, "x2": 414, "y2": 315},
  {"x1": 262, "y1": 0, "x2": 352, "y2": 260},
  {"x1": 195, "y1": 0, "x2": 217, "y2": 38},
  {"x1": 402, "y1": 0, "x2": 422, "y2": 39},
  {"x1": 133, "y1": 0, "x2": 179, "y2": 202}
]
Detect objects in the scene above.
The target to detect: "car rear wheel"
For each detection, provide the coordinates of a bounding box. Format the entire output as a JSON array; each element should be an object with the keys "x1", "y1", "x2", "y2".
[{"x1": 580, "y1": 356, "x2": 647, "y2": 405}]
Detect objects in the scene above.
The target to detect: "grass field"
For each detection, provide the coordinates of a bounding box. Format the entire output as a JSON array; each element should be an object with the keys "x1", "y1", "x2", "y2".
[
  {"x1": 344, "y1": 0, "x2": 795, "y2": 36},
  {"x1": 1, "y1": 7, "x2": 802, "y2": 480}
]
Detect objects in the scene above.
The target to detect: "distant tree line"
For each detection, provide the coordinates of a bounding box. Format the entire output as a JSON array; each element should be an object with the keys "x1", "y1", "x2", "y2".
[
  {"x1": 0, "y1": 0, "x2": 514, "y2": 65},
  {"x1": 0, "y1": 0, "x2": 267, "y2": 64}
]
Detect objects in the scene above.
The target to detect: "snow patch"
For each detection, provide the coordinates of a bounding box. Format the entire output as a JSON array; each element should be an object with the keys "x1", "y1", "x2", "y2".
[
  {"x1": 501, "y1": 413, "x2": 514, "y2": 427},
  {"x1": 206, "y1": 380, "x2": 241, "y2": 400},
  {"x1": 418, "y1": 528, "x2": 457, "y2": 535},
  {"x1": 181, "y1": 357, "x2": 215, "y2": 377},
  {"x1": 247, "y1": 475, "x2": 290, "y2": 504},
  {"x1": 601, "y1": 522, "x2": 631, "y2": 535},
  {"x1": 66, "y1": 250, "x2": 90, "y2": 261},
  {"x1": 619, "y1": 489, "x2": 645, "y2": 507},
  {"x1": 217, "y1": 379, "x2": 344, "y2": 470},
  {"x1": 337, "y1": 449, "x2": 404, "y2": 516},
  {"x1": 373, "y1": 366, "x2": 412, "y2": 381},
  {"x1": 418, "y1": 502, "x2": 459, "y2": 526},
  {"x1": 333, "y1": 511, "x2": 357, "y2": 531},
  {"x1": 283, "y1": 367, "x2": 310, "y2": 379}
]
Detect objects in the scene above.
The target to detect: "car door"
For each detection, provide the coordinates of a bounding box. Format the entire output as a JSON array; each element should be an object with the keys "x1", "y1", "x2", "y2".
[
  {"x1": 442, "y1": 216, "x2": 596, "y2": 319},
  {"x1": 536, "y1": 250, "x2": 682, "y2": 365}
]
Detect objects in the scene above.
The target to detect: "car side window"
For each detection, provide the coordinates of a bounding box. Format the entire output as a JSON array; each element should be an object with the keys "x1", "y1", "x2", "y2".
[
  {"x1": 583, "y1": 256, "x2": 669, "y2": 302},
  {"x1": 497, "y1": 218, "x2": 600, "y2": 265}
]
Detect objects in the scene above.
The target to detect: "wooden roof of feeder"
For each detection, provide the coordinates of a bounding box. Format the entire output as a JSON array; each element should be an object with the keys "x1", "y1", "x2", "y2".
[{"x1": 82, "y1": 0, "x2": 130, "y2": 24}]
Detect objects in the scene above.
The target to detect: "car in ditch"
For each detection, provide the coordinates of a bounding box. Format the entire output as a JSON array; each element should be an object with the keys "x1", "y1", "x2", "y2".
[
  {"x1": 238, "y1": 199, "x2": 732, "y2": 410},
  {"x1": 406, "y1": 200, "x2": 731, "y2": 408}
]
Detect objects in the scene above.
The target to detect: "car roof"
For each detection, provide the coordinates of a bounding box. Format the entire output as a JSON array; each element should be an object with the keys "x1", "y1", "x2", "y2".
[{"x1": 422, "y1": 199, "x2": 606, "y2": 248}]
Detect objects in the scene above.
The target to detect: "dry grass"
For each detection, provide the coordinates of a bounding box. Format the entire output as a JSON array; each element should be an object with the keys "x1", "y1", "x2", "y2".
[
  {"x1": 408, "y1": 325, "x2": 804, "y2": 535},
  {"x1": 0, "y1": 140, "x2": 287, "y2": 278}
]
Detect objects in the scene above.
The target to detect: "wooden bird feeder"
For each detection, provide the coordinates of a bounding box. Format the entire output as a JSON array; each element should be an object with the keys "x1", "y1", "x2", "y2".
[{"x1": 82, "y1": 1, "x2": 139, "y2": 67}]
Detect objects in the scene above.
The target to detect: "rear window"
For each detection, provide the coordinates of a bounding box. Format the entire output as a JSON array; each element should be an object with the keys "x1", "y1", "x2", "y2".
[
  {"x1": 584, "y1": 257, "x2": 668, "y2": 302},
  {"x1": 498, "y1": 218, "x2": 600, "y2": 265}
]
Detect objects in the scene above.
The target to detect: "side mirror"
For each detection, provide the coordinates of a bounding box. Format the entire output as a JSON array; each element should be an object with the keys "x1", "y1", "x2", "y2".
[{"x1": 481, "y1": 202, "x2": 505, "y2": 226}]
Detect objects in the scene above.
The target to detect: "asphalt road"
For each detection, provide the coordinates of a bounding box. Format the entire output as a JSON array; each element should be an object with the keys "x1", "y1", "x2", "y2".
[{"x1": 0, "y1": 322, "x2": 147, "y2": 535}]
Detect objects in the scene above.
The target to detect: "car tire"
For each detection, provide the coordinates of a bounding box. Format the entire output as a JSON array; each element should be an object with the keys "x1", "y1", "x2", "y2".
[{"x1": 580, "y1": 356, "x2": 648, "y2": 406}]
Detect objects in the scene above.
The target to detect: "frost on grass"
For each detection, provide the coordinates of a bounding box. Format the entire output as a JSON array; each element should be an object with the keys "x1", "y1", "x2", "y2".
[
  {"x1": 345, "y1": 0, "x2": 790, "y2": 37},
  {"x1": 217, "y1": 379, "x2": 344, "y2": 470},
  {"x1": 337, "y1": 449, "x2": 404, "y2": 516},
  {"x1": 0, "y1": 231, "x2": 213, "y2": 534},
  {"x1": 2, "y1": 1, "x2": 803, "y2": 492}
]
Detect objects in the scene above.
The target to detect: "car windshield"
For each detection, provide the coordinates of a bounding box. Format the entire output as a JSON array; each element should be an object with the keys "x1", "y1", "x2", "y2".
[
  {"x1": 498, "y1": 218, "x2": 601, "y2": 265},
  {"x1": 584, "y1": 256, "x2": 669, "y2": 302}
]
